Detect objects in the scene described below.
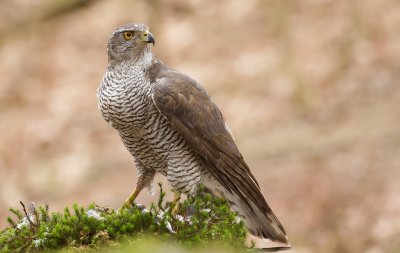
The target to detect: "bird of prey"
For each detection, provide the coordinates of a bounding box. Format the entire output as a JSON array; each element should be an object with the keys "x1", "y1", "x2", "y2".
[{"x1": 97, "y1": 23, "x2": 289, "y2": 245}]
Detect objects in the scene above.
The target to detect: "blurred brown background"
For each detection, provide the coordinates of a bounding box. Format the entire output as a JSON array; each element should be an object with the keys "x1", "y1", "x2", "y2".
[{"x1": 0, "y1": 0, "x2": 399, "y2": 252}]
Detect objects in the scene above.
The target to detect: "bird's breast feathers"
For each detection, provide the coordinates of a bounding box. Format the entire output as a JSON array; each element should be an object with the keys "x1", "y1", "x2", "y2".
[{"x1": 98, "y1": 74, "x2": 152, "y2": 132}]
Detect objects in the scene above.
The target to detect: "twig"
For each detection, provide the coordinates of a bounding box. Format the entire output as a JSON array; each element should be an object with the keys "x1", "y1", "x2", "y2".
[
  {"x1": 95, "y1": 204, "x2": 113, "y2": 215},
  {"x1": 19, "y1": 201, "x2": 37, "y2": 227}
]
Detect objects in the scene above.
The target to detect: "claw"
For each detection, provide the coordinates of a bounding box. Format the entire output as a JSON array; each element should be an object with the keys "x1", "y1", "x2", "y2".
[{"x1": 121, "y1": 187, "x2": 142, "y2": 209}]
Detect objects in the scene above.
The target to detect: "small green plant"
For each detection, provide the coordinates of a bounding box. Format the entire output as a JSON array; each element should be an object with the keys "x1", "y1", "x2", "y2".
[{"x1": 0, "y1": 184, "x2": 247, "y2": 252}]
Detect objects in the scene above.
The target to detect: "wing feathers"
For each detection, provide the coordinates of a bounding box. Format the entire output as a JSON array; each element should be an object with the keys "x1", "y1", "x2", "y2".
[{"x1": 150, "y1": 63, "x2": 287, "y2": 242}]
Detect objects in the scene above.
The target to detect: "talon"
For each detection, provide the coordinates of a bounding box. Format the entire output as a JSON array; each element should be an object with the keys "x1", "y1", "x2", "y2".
[
  {"x1": 122, "y1": 187, "x2": 142, "y2": 209},
  {"x1": 121, "y1": 201, "x2": 132, "y2": 210}
]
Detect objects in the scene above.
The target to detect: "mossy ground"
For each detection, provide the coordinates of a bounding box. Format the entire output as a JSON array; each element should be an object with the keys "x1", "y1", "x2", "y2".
[{"x1": 0, "y1": 184, "x2": 248, "y2": 253}]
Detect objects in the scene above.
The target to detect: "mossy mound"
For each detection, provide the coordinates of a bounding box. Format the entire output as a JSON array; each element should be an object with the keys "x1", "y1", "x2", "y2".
[{"x1": 0, "y1": 184, "x2": 247, "y2": 252}]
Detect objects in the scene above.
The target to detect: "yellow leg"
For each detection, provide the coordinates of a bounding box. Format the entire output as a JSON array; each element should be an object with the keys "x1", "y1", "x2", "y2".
[
  {"x1": 171, "y1": 191, "x2": 181, "y2": 215},
  {"x1": 122, "y1": 187, "x2": 142, "y2": 209}
]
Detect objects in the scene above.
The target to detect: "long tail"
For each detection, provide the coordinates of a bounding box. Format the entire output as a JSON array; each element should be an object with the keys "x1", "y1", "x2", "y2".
[{"x1": 204, "y1": 180, "x2": 289, "y2": 245}]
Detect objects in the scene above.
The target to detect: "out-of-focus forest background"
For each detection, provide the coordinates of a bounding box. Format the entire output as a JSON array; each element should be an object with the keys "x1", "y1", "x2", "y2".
[{"x1": 0, "y1": 0, "x2": 399, "y2": 252}]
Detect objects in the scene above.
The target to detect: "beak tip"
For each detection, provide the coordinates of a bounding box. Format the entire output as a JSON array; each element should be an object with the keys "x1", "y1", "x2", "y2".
[
  {"x1": 149, "y1": 36, "x2": 155, "y2": 46},
  {"x1": 145, "y1": 32, "x2": 155, "y2": 46}
]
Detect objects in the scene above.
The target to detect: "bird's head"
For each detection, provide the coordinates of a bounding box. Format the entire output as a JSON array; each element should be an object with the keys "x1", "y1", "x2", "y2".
[{"x1": 107, "y1": 23, "x2": 155, "y2": 65}]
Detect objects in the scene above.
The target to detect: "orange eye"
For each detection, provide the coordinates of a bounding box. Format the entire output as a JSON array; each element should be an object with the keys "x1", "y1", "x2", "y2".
[{"x1": 123, "y1": 31, "x2": 134, "y2": 40}]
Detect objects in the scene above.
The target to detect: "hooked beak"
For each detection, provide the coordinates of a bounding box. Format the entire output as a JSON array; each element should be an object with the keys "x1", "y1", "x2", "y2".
[{"x1": 141, "y1": 30, "x2": 155, "y2": 46}]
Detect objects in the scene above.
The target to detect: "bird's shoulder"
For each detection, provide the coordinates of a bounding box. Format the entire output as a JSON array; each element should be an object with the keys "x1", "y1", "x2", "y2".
[
  {"x1": 147, "y1": 57, "x2": 214, "y2": 116},
  {"x1": 148, "y1": 59, "x2": 224, "y2": 127},
  {"x1": 147, "y1": 57, "x2": 204, "y2": 93}
]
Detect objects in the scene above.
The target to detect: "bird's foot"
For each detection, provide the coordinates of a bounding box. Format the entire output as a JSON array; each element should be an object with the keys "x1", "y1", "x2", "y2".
[
  {"x1": 120, "y1": 187, "x2": 142, "y2": 210},
  {"x1": 170, "y1": 191, "x2": 181, "y2": 215},
  {"x1": 119, "y1": 196, "x2": 136, "y2": 211},
  {"x1": 120, "y1": 200, "x2": 133, "y2": 210},
  {"x1": 171, "y1": 202, "x2": 181, "y2": 215}
]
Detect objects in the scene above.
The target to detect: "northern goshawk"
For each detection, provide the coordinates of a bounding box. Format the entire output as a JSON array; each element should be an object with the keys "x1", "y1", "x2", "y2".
[{"x1": 97, "y1": 23, "x2": 289, "y2": 244}]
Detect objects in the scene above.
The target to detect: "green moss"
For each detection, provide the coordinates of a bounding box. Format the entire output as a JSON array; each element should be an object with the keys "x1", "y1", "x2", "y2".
[{"x1": 0, "y1": 184, "x2": 247, "y2": 252}]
